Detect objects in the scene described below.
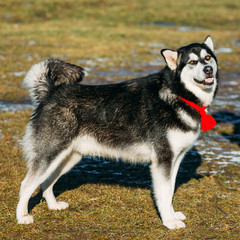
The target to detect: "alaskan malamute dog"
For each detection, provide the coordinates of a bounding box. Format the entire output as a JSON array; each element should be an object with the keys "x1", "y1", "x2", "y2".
[{"x1": 17, "y1": 36, "x2": 218, "y2": 229}]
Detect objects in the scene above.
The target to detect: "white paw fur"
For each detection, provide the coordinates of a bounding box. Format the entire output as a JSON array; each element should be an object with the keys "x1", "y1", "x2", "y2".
[
  {"x1": 17, "y1": 215, "x2": 34, "y2": 224},
  {"x1": 175, "y1": 211, "x2": 186, "y2": 220},
  {"x1": 48, "y1": 201, "x2": 69, "y2": 210},
  {"x1": 163, "y1": 219, "x2": 186, "y2": 229}
]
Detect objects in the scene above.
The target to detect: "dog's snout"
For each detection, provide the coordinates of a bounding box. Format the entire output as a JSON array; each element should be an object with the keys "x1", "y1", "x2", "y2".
[{"x1": 203, "y1": 66, "x2": 213, "y2": 76}]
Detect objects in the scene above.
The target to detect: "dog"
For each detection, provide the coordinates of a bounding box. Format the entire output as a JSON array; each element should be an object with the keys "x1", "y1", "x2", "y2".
[{"x1": 16, "y1": 36, "x2": 218, "y2": 229}]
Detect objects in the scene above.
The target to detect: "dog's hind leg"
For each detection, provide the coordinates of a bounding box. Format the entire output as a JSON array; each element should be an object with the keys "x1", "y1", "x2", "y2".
[
  {"x1": 17, "y1": 147, "x2": 76, "y2": 224},
  {"x1": 41, "y1": 152, "x2": 81, "y2": 210},
  {"x1": 150, "y1": 162, "x2": 186, "y2": 229},
  {"x1": 16, "y1": 169, "x2": 49, "y2": 224}
]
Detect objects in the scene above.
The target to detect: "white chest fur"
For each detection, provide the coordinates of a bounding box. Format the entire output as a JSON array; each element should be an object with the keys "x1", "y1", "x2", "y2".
[{"x1": 167, "y1": 129, "x2": 199, "y2": 158}]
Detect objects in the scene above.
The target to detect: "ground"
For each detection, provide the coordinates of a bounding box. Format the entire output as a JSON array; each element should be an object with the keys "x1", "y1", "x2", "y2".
[{"x1": 0, "y1": 0, "x2": 240, "y2": 239}]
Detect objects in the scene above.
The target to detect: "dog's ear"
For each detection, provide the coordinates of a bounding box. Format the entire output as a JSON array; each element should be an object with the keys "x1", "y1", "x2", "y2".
[
  {"x1": 203, "y1": 35, "x2": 214, "y2": 52},
  {"x1": 161, "y1": 49, "x2": 178, "y2": 70}
]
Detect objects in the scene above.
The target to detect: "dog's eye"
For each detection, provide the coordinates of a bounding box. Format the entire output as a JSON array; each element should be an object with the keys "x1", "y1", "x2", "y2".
[
  {"x1": 205, "y1": 55, "x2": 211, "y2": 61},
  {"x1": 189, "y1": 60, "x2": 198, "y2": 65}
]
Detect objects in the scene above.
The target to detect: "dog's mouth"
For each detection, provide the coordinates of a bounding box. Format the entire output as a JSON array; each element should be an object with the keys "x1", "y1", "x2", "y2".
[{"x1": 194, "y1": 77, "x2": 214, "y2": 86}]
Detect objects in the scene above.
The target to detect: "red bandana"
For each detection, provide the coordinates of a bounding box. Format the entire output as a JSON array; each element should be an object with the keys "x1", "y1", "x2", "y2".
[{"x1": 180, "y1": 96, "x2": 216, "y2": 132}]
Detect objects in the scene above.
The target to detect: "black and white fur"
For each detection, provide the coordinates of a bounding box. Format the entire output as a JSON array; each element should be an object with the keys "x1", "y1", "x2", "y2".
[{"x1": 17, "y1": 36, "x2": 218, "y2": 229}]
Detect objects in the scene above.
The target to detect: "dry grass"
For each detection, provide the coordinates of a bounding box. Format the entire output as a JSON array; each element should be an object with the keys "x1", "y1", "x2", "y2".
[
  {"x1": 0, "y1": 110, "x2": 239, "y2": 239},
  {"x1": 0, "y1": 0, "x2": 240, "y2": 101}
]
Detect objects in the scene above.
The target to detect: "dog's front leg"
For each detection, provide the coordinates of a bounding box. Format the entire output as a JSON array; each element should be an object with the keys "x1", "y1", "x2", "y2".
[{"x1": 150, "y1": 162, "x2": 185, "y2": 229}]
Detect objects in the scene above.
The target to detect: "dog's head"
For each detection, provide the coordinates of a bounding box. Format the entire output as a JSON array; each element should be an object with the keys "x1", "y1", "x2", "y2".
[{"x1": 161, "y1": 36, "x2": 218, "y2": 105}]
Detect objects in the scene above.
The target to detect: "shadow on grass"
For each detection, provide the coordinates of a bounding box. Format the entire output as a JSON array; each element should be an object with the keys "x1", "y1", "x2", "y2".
[
  {"x1": 28, "y1": 147, "x2": 202, "y2": 212},
  {"x1": 213, "y1": 111, "x2": 240, "y2": 146}
]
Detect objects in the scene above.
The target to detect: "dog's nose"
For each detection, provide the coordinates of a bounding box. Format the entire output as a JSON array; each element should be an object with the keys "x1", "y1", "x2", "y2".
[{"x1": 203, "y1": 66, "x2": 213, "y2": 75}]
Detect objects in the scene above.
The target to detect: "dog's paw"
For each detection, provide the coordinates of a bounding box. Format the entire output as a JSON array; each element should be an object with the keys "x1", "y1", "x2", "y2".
[
  {"x1": 17, "y1": 214, "x2": 34, "y2": 224},
  {"x1": 163, "y1": 219, "x2": 186, "y2": 229},
  {"x1": 49, "y1": 201, "x2": 69, "y2": 210},
  {"x1": 175, "y1": 211, "x2": 186, "y2": 220}
]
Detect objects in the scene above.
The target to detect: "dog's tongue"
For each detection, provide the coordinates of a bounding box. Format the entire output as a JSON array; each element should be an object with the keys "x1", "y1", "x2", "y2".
[{"x1": 205, "y1": 77, "x2": 214, "y2": 83}]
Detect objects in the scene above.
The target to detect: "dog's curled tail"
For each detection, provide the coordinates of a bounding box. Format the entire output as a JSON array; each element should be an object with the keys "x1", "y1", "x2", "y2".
[{"x1": 23, "y1": 59, "x2": 87, "y2": 107}]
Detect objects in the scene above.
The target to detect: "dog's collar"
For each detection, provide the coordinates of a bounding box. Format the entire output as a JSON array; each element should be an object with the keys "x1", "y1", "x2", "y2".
[{"x1": 180, "y1": 96, "x2": 216, "y2": 132}]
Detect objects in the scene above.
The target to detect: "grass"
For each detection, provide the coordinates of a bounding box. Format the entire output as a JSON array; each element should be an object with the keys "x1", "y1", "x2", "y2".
[
  {"x1": 0, "y1": 111, "x2": 239, "y2": 239},
  {"x1": 1, "y1": 0, "x2": 240, "y2": 101},
  {"x1": 0, "y1": 0, "x2": 240, "y2": 239}
]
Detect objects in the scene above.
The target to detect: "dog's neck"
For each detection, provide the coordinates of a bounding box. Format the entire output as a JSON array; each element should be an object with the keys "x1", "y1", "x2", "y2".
[
  {"x1": 179, "y1": 96, "x2": 216, "y2": 132},
  {"x1": 188, "y1": 84, "x2": 216, "y2": 106}
]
